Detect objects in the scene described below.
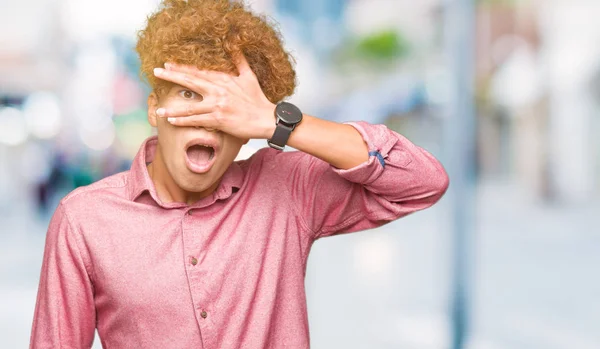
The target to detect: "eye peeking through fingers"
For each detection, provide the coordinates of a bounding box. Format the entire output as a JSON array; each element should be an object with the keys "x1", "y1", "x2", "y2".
[{"x1": 179, "y1": 89, "x2": 203, "y2": 101}]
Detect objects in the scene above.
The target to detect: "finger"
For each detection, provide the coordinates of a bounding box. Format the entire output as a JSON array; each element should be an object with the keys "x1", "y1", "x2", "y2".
[
  {"x1": 154, "y1": 68, "x2": 214, "y2": 95},
  {"x1": 156, "y1": 102, "x2": 216, "y2": 118},
  {"x1": 164, "y1": 62, "x2": 216, "y2": 78},
  {"x1": 166, "y1": 114, "x2": 220, "y2": 129},
  {"x1": 165, "y1": 62, "x2": 233, "y2": 84},
  {"x1": 164, "y1": 62, "x2": 197, "y2": 74},
  {"x1": 233, "y1": 52, "x2": 253, "y2": 77}
]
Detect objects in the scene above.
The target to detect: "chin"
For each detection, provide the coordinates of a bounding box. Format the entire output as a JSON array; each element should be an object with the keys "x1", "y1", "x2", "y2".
[{"x1": 177, "y1": 171, "x2": 216, "y2": 193}]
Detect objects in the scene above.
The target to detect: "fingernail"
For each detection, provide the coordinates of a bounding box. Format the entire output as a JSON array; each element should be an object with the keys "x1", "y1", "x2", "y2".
[
  {"x1": 154, "y1": 68, "x2": 165, "y2": 76},
  {"x1": 167, "y1": 117, "x2": 176, "y2": 124},
  {"x1": 156, "y1": 108, "x2": 165, "y2": 117}
]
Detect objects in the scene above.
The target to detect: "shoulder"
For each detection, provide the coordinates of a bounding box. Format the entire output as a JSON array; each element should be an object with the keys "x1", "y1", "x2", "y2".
[
  {"x1": 59, "y1": 170, "x2": 129, "y2": 215},
  {"x1": 236, "y1": 147, "x2": 323, "y2": 183},
  {"x1": 238, "y1": 147, "x2": 315, "y2": 171},
  {"x1": 235, "y1": 147, "x2": 330, "y2": 193}
]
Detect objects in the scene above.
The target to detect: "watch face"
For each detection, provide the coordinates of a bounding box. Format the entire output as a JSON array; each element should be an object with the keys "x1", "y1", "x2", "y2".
[{"x1": 276, "y1": 102, "x2": 303, "y2": 124}]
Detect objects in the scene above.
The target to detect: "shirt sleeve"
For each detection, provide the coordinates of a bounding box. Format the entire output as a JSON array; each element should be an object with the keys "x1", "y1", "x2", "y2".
[
  {"x1": 30, "y1": 202, "x2": 96, "y2": 349},
  {"x1": 276, "y1": 121, "x2": 450, "y2": 240}
]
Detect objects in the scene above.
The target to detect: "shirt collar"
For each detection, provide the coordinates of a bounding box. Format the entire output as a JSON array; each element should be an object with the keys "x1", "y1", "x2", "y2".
[{"x1": 128, "y1": 135, "x2": 244, "y2": 207}]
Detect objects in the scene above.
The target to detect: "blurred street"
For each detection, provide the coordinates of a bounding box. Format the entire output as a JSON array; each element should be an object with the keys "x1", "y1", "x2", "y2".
[{"x1": 2, "y1": 178, "x2": 598, "y2": 349}]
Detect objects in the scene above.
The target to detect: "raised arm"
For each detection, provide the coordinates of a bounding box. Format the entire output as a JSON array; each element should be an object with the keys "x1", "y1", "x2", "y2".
[{"x1": 274, "y1": 120, "x2": 449, "y2": 239}]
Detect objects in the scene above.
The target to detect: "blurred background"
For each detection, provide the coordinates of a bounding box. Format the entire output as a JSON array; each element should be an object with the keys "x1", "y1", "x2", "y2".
[{"x1": 1, "y1": 0, "x2": 599, "y2": 348}]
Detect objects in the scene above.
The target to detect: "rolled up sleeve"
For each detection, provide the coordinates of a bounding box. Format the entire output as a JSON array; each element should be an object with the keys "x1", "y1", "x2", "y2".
[
  {"x1": 278, "y1": 121, "x2": 449, "y2": 240},
  {"x1": 30, "y1": 202, "x2": 96, "y2": 349}
]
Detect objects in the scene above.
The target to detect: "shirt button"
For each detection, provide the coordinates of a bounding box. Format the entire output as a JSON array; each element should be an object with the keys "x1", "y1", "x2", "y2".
[
  {"x1": 200, "y1": 310, "x2": 208, "y2": 319},
  {"x1": 187, "y1": 210, "x2": 193, "y2": 215},
  {"x1": 190, "y1": 257, "x2": 198, "y2": 266}
]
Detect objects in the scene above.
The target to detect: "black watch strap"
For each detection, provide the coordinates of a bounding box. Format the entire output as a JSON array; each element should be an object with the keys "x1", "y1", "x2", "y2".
[
  {"x1": 268, "y1": 101, "x2": 303, "y2": 151},
  {"x1": 267, "y1": 122, "x2": 294, "y2": 151}
]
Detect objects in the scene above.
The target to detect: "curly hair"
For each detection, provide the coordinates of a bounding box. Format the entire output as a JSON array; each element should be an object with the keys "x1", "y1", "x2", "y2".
[{"x1": 136, "y1": 0, "x2": 296, "y2": 103}]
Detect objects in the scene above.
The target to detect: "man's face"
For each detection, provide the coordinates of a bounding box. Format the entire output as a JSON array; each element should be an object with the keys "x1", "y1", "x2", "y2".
[{"x1": 147, "y1": 84, "x2": 246, "y2": 197}]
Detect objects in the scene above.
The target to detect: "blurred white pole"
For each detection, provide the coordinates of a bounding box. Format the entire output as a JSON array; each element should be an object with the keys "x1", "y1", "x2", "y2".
[{"x1": 443, "y1": 0, "x2": 476, "y2": 349}]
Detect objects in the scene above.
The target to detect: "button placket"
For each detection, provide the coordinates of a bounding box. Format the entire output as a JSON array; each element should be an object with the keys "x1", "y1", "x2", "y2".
[{"x1": 182, "y1": 207, "x2": 212, "y2": 332}]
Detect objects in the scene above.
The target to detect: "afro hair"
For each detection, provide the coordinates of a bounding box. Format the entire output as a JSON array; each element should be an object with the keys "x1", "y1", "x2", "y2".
[{"x1": 136, "y1": 0, "x2": 296, "y2": 103}]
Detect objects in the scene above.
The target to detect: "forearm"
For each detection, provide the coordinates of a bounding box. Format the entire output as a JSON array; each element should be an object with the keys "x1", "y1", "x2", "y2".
[
  {"x1": 271, "y1": 119, "x2": 449, "y2": 236},
  {"x1": 274, "y1": 114, "x2": 369, "y2": 170}
]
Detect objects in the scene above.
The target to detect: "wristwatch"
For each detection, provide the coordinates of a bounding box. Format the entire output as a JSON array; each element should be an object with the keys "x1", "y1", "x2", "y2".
[{"x1": 267, "y1": 101, "x2": 303, "y2": 151}]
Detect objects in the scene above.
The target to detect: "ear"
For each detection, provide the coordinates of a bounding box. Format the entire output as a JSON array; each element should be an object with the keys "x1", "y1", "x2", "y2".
[{"x1": 147, "y1": 92, "x2": 159, "y2": 127}]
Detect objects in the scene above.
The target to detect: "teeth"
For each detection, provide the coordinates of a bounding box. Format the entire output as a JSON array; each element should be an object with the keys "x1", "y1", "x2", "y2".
[{"x1": 190, "y1": 143, "x2": 214, "y2": 149}]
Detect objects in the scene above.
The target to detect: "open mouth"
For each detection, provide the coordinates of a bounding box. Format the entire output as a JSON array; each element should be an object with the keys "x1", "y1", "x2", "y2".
[
  {"x1": 184, "y1": 140, "x2": 218, "y2": 174},
  {"x1": 187, "y1": 144, "x2": 214, "y2": 162}
]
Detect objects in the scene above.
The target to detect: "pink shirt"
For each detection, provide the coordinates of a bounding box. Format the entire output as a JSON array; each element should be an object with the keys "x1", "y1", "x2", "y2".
[{"x1": 30, "y1": 121, "x2": 448, "y2": 349}]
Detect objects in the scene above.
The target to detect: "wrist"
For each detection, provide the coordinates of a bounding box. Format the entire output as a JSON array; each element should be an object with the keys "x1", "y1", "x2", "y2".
[
  {"x1": 265, "y1": 101, "x2": 303, "y2": 150},
  {"x1": 260, "y1": 103, "x2": 277, "y2": 139}
]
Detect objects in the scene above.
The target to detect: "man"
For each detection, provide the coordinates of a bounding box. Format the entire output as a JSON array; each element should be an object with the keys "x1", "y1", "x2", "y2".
[{"x1": 30, "y1": 0, "x2": 449, "y2": 348}]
